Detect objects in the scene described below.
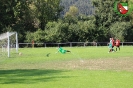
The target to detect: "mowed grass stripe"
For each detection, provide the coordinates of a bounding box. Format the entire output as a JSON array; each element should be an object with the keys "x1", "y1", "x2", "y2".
[
  {"x1": 0, "y1": 69, "x2": 133, "y2": 88},
  {"x1": 0, "y1": 46, "x2": 133, "y2": 88}
]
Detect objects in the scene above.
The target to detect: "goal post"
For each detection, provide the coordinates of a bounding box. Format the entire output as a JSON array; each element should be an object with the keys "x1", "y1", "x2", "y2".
[{"x1": 0, "y1": 32, "x2": 18, "y2": 57}]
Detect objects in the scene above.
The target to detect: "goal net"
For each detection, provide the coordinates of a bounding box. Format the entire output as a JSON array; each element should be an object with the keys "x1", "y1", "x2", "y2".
[{"x1": 0, "y1": 32, "x2": 18, "y2": 58}]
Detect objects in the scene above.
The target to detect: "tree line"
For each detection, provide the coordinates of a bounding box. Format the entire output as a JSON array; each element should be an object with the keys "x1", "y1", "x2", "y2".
[
  {"x1": 0, "y1": 0, "x2": 133, "y2": 43},
  {"x1": 60, "y1": 0, "x2": 94, "y2": 16}
]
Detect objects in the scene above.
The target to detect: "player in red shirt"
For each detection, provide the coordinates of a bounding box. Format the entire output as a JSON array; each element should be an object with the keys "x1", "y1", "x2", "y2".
[
  {"x1": 115, "y1": 39, "x2": 120, "y2": 51},
  {"x1": 112, "y1": 38, "x2": 115, "y2": 48}
]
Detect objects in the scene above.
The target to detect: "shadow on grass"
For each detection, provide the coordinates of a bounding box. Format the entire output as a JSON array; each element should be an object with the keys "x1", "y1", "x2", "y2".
[{"x1": 0, "y1": 69, "x2": 71, "y2": 84}]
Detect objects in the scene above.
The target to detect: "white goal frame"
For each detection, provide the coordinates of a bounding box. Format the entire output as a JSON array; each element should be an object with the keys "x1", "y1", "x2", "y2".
[{"x1": 0, "y1": 32, "x2": 18, "y2": 57}]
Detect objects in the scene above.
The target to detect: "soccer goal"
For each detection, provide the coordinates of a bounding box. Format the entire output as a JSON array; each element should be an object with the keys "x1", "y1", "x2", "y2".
[{"x1": 0, "y1": 32, "x2": 18, "y2": 58}]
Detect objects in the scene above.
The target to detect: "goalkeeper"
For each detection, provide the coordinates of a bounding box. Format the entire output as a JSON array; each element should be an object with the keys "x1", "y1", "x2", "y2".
[{"x1": 57, "y1": 47, "x2": 71, "y2": 54}]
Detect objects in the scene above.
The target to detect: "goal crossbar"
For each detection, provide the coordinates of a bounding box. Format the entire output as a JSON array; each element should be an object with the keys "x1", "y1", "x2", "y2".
[
  {"x1": 0, "y1": 32, "x2": 16, "y2": 40},
  {"x1": 0, "y1": 32, "x2": 18, "y2": 57}
]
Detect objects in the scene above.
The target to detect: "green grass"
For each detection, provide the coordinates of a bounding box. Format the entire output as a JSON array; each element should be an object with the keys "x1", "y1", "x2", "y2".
[{"x1": 0, "y1": 46, "x2": 133, "y2": 88}]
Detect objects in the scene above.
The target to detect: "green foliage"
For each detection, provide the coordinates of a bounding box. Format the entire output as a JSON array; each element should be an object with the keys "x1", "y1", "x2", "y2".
[
  {"x1": 45, "y1": 22, "x2": 62, "y2": 42},
  {"x1": 1, "y1": 0, "x2": 133, "y2": 43},
  {"x1": 0, "y1": 0, "x2": 35, "y2": 42},
  {"x1": 45, "y1": 15, "x2": 96, "y2": 42},
  {"x1": 0, "y1": 0, "x2": 18, "y2": 32},
  {"x1": 92, "y1": 0, "x2": 133, "y2": 42},
  {"x1": 64, "y1": 15, "x2": 78, "y2": 24},
  {"x1": 92, "y1": 0, "x2": 117, "y2": 41},
  {"x1": 109, "y1": 22, "x2": 132, "y2": 41},
  {"x1": 0, "y1": 0, "x2": 62, "y2": 42},
  {"x1": 25, "y1": 29, "x2": 46, "y2": 43},
  {"x1": 45, "y1": 21, "x2": 69, "y2": 42},
  {"x1": 60, "y1": 0, "x2": 94, "y2": 16},
  {"x1": 33, "y1": 0, "x2": 63, "y2": 30},
  {"x1": 125, "y1": 27, "x2": 133, "y2": 42},
  {"x1": 65, "y1": 5, "x2": 79, "y2": 17}
]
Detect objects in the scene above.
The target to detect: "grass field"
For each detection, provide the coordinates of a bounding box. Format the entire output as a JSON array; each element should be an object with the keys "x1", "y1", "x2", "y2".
[{"x1": 0, "y1": 46, "x2": 133, "y2": 88}]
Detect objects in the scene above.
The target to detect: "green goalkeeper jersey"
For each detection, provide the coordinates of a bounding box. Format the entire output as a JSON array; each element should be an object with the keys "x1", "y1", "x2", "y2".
[{"x1": 58, "y1": 47, "x2": 66, "y2": 54}]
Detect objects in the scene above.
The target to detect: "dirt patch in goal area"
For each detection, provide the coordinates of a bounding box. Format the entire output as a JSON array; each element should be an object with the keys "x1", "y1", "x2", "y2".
[{"x1": 45, "y1": 57, "x2": 133, "y2": 72}]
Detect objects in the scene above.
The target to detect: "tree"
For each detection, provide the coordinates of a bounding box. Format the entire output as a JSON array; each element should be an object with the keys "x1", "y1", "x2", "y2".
[
  {"x1": 65, "y1": 5, "x2": 78, "y2": 16},
  {"x1": 33, "y1": 0, "x2": 63, "y2": 30},
  {"x1": 0, "y1": 0, "x2": 18, "y2": 33},
  {"x1": 44, "y1": 21, "x2": 69, "y2": 43},
  {"x1": 92, "y1": 0, "x2": 114, "y2": 41},
  {"x1": 60, "y1": 0, "x2": 94, "y2": 16},
  {"x1": 25, "y1": 29, "x2": 46, "y2": 46},
  {"x1": 92, "y1": 0, "x2": 132, "y2": 42},
  {"x1": 109, "y1": 22, "x2": 131, "y2": 41},
  {"x1": 64, "y1": 5, "x2": 78, "y2": 24},
  {"x1": 0, "y1": 0, "x2": 36, "y2": 42},
  {"x1": 76, "y1": 16, "x2": 96, "y2": 42}
]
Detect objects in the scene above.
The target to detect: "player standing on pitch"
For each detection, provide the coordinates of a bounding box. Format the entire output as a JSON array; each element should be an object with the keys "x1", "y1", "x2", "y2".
[
  {"x1": 108, "y1": 42, "x2": 113, "y2": 53},
  {"x1": 115, "y1": 39, "x2": 120, "y2": 51},
  {"x1": 111, "y1": 38, "x2": 115, "y2": 52}
]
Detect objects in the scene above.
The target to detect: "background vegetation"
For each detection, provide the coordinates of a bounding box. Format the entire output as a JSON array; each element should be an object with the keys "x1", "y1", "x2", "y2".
[{"x1": 0, "y1": 0, "x2": 133, "y2": 43}]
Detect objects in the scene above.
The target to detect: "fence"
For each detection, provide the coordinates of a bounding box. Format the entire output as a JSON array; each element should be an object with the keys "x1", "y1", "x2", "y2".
[{"x1": 18, "y1": 42, "x2": 133, "y2": 48}]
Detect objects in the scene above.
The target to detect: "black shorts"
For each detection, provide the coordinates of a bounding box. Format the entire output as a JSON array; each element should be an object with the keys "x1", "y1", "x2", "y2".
[
  {"x1": 116, "y1": 45, "x2": 120, "y2": 47},
  {"x1": 112, "y1": 46, "x2": 114, "y2": 48}
]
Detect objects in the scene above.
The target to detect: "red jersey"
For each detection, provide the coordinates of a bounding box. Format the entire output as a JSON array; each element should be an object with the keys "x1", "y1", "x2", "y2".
[
  {"x1": 115, "y1": 40, "x2": 120, "y2": 46},
  {"x1": 112, "y1": 38, "x2": 115, "y2": 46}
]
